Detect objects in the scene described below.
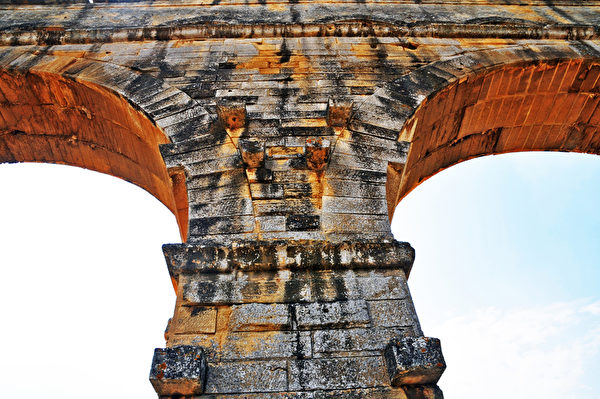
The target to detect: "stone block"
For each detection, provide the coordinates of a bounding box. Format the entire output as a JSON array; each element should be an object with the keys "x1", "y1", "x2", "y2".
[
  {"x1": 239, "y1": 139, "x2": 265, "y2": 168},
  {"x1": 313, "y1": 327, "x2": 412, "y2": 354},
  {"x1": 172, "y1": 305, "x2": 217, "y2": 334},
  {"x1": 369, "y1": 299, "x2": 421, "y2": 331},
  {"x1": 295, "y1": 300, "x2": 370, "y2": 329},
  {"x1": 182, "y1": 271, "x2": 314, "y2": 305},
  {"x1": 289, "y1": 356, "x2": 388, "y2": 390},
  {"x1": 229, "y1": 303, "x2": 291, "y2": 331},
  {"x1": 205, "y1": 360, "x2": 288, "y2": 394},
  {"x1": 256, "y1": 215, "x2": 287, "y2": 232},
  {"x1": 384, "y1": 337, "x2": 446, "y2": 386},
  {"x1": 221, "y1": 331, "x2": 312, "y2": 360},
  {"x1": 149, "y1": 346, "x2": 207, "y2": 396}
]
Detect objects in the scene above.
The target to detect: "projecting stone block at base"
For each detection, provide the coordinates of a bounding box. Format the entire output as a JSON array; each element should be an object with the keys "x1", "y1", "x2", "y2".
[
  {"x1": 149, "y1": 346, "x2": 207, "y2": 396},
  {"x1": 384, "y1": 337, "x2": 446, "y2": 386}
]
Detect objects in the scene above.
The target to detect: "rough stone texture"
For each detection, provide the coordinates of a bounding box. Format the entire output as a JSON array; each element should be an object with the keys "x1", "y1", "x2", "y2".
[
  {"x1": 295, "y1": 300, "x2": 371, "y2": 330},
  {"x1": 150, "y1": 346, "x2": 207, "y2": 396},
  {"x1": 2, "y1": 1, "x2": 599, "y2": 397},
  {"x1": 205, "y1": 360, "x2": 288, "y2": 394},
  {"x1": 385, "y1": 337, "x2": 447, "y2": 386},
  {"x1": 229, "y1": 303, "x2": 291, "y2": 332}
]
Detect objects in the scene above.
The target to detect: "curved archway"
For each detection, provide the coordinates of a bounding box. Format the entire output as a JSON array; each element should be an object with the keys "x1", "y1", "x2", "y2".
[
  {"x1": 392, "y1": 58, "x2": 600, "y2": 211},
  {"x1": 366, "y1": 44, "x2": 600, "y2": 218},
  {"x1": 0, "y1": 65, "x2": 189, "y2": 240}
]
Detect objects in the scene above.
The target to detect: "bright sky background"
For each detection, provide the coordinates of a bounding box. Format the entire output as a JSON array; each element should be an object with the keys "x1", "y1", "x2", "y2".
[{"x1": 0, "y1": 151, "x2": 599, "y2": 398}]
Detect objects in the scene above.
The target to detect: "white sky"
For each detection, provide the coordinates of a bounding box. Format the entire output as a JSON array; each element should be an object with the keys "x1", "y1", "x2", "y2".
[{"x1": 0, "y1": 152, "x2": 599, "y2": 398}]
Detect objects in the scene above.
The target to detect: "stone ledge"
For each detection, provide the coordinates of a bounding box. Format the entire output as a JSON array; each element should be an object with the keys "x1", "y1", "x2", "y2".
[
  {"x1": 384, "y1": 337, "x2": 446, "y2": 387},
  {"x1": 150, "y1": 345, "x2": 208, "y2": 396},
  {"x1": 163, "y1": 239, "x2": 415, "y2": 278}
]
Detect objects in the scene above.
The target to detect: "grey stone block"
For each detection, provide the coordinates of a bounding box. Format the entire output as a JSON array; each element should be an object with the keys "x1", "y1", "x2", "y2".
[
  {"x1": 205, "y1": 360, "x2": 288, "y2": 394},
  {"x1": 289, "y1": 357, "x2": 388, "y2": 390},
  {"x1": 149, "y1": 346, "x2": 207, "y2": 396},
  {"x1": 295, "y1": 300, "x2": 370, "y2": 329},
  {"x1": 313, "y1": 327, "x2": 412, "y2": 353},
  {"x1": 221, "y1": 331, "x2": 312, "y2": 360},
  {"x1": 369, "y1": 299, "x2": 422, "y2": 332},
  {"x1": 385, "y1": 337, "x2": 446, "y2": 386},
  {"x1": 230, "y1": 303, "x2": 291, "y2": 331}
]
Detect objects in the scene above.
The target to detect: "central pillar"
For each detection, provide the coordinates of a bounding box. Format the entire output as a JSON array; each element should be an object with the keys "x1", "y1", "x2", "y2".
[
  {"x1": 151, "y1": 239, "x2": 445, "y2": 398},
  {"x1": 149, "y1": 99, "x2": 445, "y2": 397}
]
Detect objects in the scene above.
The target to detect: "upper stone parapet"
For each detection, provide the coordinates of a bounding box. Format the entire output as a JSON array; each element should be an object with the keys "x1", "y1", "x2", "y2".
[{"x1": 2, "y1": 0, "x2": 600, "y2": 46}]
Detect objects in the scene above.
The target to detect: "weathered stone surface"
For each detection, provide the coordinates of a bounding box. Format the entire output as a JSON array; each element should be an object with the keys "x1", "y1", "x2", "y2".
[
  {"x1": 369, "y1": 299, "x2": 422, "y2": 332},
  {"x1": 181, "y1": 269, "x2": 417, "y2": 317},
  {"x1": 385, "y1": 337, "x2": 446, "y2": 386},
  {"x1": 229, "y1": 303, "x2": 291, "y2": 331},
  {"x1": 295, "y1": 300, "x2": 370, "y2": 329},
  {"x1": 164, "y1": 240, "x2": 415, "y2": 277},
  {"x1": 221, "y1": 331, "x2": 312, "y2": 360},
  {"x1": 205, "y1": 360, "x2": 288, "y2": 394},
  {"x1": 171, "y1": 306, "x2": 217, "y2": 334},
  {"x1": 8, "y1": 2, "x2": 598, "y2": 398},
  {"x1": 149, "y1": 346, "x2": 207, "y2": 396},
  {"x1": 289, "y1": 356, "x2": 388, "y2": 390},
  {"x1": 313, "y1": 327, "x2": 414, "y2": 354}
]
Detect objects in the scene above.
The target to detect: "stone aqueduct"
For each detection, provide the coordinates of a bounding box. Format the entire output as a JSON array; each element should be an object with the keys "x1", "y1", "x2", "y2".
[{"x1": 1, "y1": 1, "x2": 599, "y2": 397}]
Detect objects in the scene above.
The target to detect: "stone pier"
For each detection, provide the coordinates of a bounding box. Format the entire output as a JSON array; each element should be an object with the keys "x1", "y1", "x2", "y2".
[{"x1": 2, "y1": 0, "x2": 600, "y2": 397}]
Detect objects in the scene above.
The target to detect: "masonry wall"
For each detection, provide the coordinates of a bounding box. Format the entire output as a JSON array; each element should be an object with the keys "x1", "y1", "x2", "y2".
[{"x1": 1, "y1": 1, "x2": 600, "y2": 397}]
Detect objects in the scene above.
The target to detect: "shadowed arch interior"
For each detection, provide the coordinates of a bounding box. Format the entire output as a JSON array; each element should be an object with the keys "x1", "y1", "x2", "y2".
[
  {"x1": 388, "y1": 58, "x2": 600, "y2": 218},
  {"x1": 0, "y1": 68, "x2": 188, "y2": 240}
]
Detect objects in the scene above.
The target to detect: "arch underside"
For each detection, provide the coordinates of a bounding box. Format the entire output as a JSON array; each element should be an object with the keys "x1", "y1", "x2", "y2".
[
  {"x1": 0, "y1": 68, "x2": 188, "y2": 239},
  {"x1": 390, "y1": 58, "x2": 600, "y2": 213}
]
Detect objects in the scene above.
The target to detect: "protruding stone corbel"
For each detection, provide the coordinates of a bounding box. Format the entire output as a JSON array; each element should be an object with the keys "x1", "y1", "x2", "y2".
[
  {"x1": 239, "y1": 139, "x2": 265, "y2": 168},
  {"x1": 385, "y1": 336, "x2": 446, "y2": 386},
  {"x1": 149, "y1": 346, "x2": 208, "y2": 396},
  {"x1": 216, "y1": 103, "x2": 246, "y2": 134},
  {"x1": 327, "y1": 99, "x2": 353, "y2": 127},
  {"x1": 306, "y1": 137, "x2": 330, "y2": 170}
]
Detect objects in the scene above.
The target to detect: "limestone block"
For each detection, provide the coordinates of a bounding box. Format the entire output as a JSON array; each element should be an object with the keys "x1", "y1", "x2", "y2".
[
  {"x1": 313, "y1": 327, "x2": 413, "y2": 354},
  {"x1": 221, "y1": 331, "x2": 312, "y2": 360},
  {"x1": 149, "y1": 346, "x2": 207, "y2": 396},
  {"x1": 294, "y1": 300, "x2": 370, "y2": 329},
  {"x1": 229, "y1": 303, "x2": 291, "y2": 331},
  {"x1": 172, "y1": 305, "x2": 217, "y2": 334},
  {"x1": 239, "y1": 139, "x2": 265, "y2": 168},
  {"x1": 384, "y1": 337, "x2": 446, "y2": 386},
  {"x1": 289, "y1": 356, "x2": 388, "y2": 390},
  {"x1": 369, "y1": 299, "x2": 421, "y2": 331},
  {"x1": 205, "y1": 360, "x2": 288, "y2": 394}
]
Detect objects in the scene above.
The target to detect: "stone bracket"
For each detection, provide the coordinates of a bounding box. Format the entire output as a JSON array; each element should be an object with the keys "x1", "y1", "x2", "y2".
[
  {"x1": 385, "y1": 336, "x2": 446, "y2": 386},
  {"x1": 149, "y1": 346, "x2": 208, "y2": 396}
]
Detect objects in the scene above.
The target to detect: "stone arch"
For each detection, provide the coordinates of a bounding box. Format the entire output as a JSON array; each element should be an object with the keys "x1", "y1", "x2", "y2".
[
  {"x1": 345, "y1": 43, "x2": 600, "y2": 221},
  {"x1": 0, "y1": 48, "x2": 218, "y2": 241}
]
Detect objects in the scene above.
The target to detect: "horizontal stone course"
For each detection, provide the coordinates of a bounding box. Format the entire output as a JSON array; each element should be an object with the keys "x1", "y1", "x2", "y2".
[
  {"x1": 164, "y1": 240, "x2": 415, "y2": 277},
  {"x1": 181, "y1": 269, "x2": 411, "y2": 305}
]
